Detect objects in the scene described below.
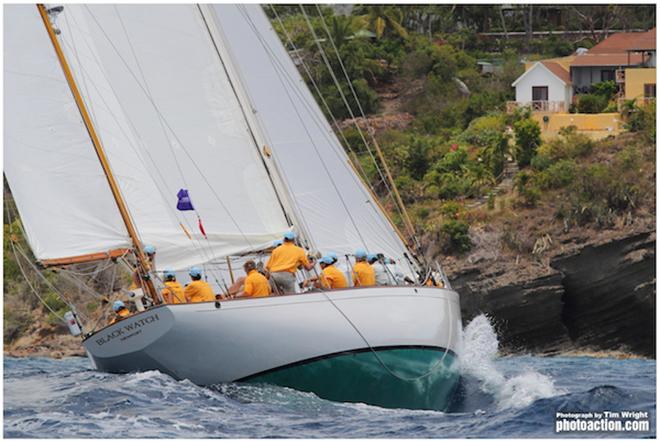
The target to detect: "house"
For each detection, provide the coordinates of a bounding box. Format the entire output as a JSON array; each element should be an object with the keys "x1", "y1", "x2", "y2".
[
  {"x1": 508, "y1": 29, "x2": 656, "y2": 139},
  {"x1": 510, "y1": 60, "x2": 572, "y2": 112}
]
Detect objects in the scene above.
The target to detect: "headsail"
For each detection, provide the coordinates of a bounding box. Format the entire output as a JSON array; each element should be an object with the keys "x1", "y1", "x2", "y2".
[
  {"x1": 6, "y1": 5, "x2": 293, "y2": 271},
  {"x1": 208, "y1": 5, "x2": 417, "y2": 276}
]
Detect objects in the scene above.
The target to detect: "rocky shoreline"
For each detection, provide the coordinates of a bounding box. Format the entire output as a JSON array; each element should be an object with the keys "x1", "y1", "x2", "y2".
[{"x1": 447, "y1": 229, "x2": 656, "y2": 357}]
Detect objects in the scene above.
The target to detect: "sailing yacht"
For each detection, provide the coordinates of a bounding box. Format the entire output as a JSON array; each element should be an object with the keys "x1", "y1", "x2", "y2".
[{"x1": 4, "y1": 4, "x2": 462, "y2": 411}]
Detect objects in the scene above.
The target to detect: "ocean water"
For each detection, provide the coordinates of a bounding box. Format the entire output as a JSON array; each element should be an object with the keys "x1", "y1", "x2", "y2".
[{"x1": 4, "y1": 315, "x2": 656, "y2": 438}]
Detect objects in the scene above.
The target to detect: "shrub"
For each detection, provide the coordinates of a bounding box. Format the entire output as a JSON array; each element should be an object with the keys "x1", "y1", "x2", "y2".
[
  {"x1": 576, "y1": 93, "x2": 608, "y2": 113},
  {"x1": 590, "y1": 80, "x2": 618, "y2": 100},
  {"x1": 538, "y1": 126, "x2": 593, "y2": 160},
  {"x1": 536, "y1": 159, "x2": 578, "y2": 189},
  {"x1": 439, "y1": 219, "x2": 472, "y2": 253},
  {"x1": 513, "y1": 118, "x2": 541, "y2": 167},
  {"x1": 625, "y1": 100, "x2": 656, "y2": 143}
]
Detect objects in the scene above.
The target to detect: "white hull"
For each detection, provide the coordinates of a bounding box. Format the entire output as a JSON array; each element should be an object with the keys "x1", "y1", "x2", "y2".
[{"x1": 85, "y1": 286, "x2": 460, "y2": 381}]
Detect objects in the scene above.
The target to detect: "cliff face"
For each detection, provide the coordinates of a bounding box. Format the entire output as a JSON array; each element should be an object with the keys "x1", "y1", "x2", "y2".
[{"x1": 449, "y1": 231, "x2": 656, "y2": 357}]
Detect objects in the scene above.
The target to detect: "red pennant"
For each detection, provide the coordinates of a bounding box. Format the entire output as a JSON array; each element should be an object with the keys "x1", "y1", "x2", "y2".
[{"x1": 198, "y1": 217, "x2": 207, "y2": 239}]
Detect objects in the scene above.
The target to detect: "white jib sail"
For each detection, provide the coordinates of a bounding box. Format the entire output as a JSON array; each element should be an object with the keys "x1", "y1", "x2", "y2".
[
  {"x1": 6, "y1": 4, "x2": 294, "y2": 271},
  {"x1": 209, "y1": 5, "x2": 417, "y2": 277},
  {"x1": 4, "y1": 5, "x2": 130, "y2": 261}
]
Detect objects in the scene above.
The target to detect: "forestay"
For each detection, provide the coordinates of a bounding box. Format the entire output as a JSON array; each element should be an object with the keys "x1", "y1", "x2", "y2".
[
  {"x1": 208, "y1": 5, "x2": 417, "y2": 276},
  {"x1": 5, "y1": 5, "x2": 129, "y2": 261},
  {"x1": 6, "y1": 5, "x2": 292, "y2": 270}
]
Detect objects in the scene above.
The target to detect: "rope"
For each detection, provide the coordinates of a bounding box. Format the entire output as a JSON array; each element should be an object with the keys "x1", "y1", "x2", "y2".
[{"x1": 316, "y1": 284, "x2": 453, "y2": 382}]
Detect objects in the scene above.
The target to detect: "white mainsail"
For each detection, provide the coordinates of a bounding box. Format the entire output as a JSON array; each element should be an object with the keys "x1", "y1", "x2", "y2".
[
  {"x1": 209, "y1": 5, "x2": 417, "y2": 275},
  {"x1": 6, "y1": 4, "x2": 292, "y2": 271},
  {"x1": 5, "y1": 5, "x2": 129, "y2": 260}
]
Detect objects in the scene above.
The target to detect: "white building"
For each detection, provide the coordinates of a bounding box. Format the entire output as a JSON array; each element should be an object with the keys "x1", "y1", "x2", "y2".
[{"x1": 510, "y1": 61, "x2": 572, "y2": 112}]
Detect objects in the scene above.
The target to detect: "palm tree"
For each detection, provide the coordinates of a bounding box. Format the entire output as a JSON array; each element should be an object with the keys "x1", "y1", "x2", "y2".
[{"x1": 362, "y1": 5, "x2": 408, "y2": 39}]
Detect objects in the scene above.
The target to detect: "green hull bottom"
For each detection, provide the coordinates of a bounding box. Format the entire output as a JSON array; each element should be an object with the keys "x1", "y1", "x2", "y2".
[{"x1": 244, "y1": 347, "x2": 460, "y2": 411}]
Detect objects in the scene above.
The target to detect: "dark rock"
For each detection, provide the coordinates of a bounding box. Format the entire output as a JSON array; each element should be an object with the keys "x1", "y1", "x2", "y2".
[
  {"x1": 449, "y1": 230, "x2": 656, "y2": 357},
  {"x1": 551, "y1": 231, "x2": 655, "y2": 356}
]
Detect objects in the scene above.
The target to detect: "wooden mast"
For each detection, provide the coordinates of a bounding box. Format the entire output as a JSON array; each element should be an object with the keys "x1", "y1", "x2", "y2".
[{"x1": 36, "y1": 4, "x2": 159, "y2": 304}]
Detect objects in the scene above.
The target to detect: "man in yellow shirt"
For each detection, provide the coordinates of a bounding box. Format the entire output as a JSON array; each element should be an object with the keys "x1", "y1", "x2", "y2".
[
  {"x1": 184, "y1": 267, "x2": 216, "y2": 303},
  {"x1": 352, "y1": 249, "x2": 376, "y2": 287},
  {"x1": 302, "y1": 256, "x2": 348, "y2": 290},
  {"x1": 266, "y1": 232, "x2": 315, "y2": 294},
  {"x1": 235, "y1": 260, "x2": 271, "y2": 298},
  {"x1": 161, "y1": 270, "x2": 185, "y2": 304}
]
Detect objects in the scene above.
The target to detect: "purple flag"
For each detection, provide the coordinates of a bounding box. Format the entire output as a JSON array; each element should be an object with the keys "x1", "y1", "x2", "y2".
[{"x1": 177, "y1": 188, "x2": 195, "y2": 211}]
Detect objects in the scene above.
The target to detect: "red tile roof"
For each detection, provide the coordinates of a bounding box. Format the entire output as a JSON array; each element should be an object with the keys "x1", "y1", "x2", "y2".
[
  {"x1": 541, "y1": 61, "x2": 571, "y2": 84},
  {"x1": 570, "y1": 52, "x2": 645, "y2": 67},
  {"x1": 590, "y1": 29, "x2": 656, "y2": 53}
]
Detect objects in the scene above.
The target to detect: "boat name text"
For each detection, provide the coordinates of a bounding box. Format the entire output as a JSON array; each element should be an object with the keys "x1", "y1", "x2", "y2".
[{"x1": 96, "y1": 313, "x2": 160, "y2": 346}]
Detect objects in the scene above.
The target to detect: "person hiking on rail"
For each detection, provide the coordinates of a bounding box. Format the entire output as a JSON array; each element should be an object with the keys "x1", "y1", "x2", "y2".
[
  {"x1": 184, "y1": 267, "x2": 216, "y2": 303},
  {"x1": 368, "y1": 253, "x2": 391, "y2": 285},
  {"x1": 266, "y1": 231, "x2": 315, "y2": 294},
  {"x1": 352, "y1": 249, "x2": 376, "y2": 287},
  {"x1": 161, "y1": 270, "x2": 185, "y2": 304}
]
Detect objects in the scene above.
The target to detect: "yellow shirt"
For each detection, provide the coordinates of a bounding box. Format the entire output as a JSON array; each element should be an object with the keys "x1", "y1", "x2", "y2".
[
  {"x1": 244, "y1": 270, "x2": 271, "y2": 297},
  {"x1": 109, "y1": 307, "x2": 130, "y2": 325},
  {"x1": 320, "y1": 265, "x2": 348, "y2": 289},
  {"x1": 184, "y1": 280, "x2": 215, "y2": 303},
  {"x1": 353, "y1": 261, "x2": 376, "y2": 287},
  {"x1": 266, "y1": 242, "x2": 309, "y2": 273},
  {"x1": 162, "y1": 281, "x2": 185, "y2": 304}
]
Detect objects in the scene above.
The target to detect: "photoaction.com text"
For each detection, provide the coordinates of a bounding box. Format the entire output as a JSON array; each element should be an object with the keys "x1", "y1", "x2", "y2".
[{"x1": 555, "y1": 411, "x2": 650, "y2": 433}]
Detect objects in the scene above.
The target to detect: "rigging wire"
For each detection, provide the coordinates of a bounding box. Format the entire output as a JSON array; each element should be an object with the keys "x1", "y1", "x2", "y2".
[
  {"x1": 236, "y1": 7, "x2": 414, "y2": 274},
  {"x1": 298, "y1": 5, "x2": 411, "y2": 231},
  {"x1": 268, "y1": 5, "x2": 414, "y2": 271},
  {"x1": 312, "y1": 5, "x2": 423, "y2": 253},
  {"x1": 236, "y1": 5, "x2": 369, "y2": 250}
]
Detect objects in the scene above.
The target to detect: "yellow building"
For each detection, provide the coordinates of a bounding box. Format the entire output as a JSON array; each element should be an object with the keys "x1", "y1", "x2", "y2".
[{"x1": 624, "y1": 67, "x2": 656, "y2": 104}]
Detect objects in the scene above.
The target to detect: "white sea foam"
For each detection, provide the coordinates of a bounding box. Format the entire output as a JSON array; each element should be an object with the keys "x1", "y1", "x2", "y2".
[{"x1": 459, "y1": 314, "x2": 562, "y2": 410}]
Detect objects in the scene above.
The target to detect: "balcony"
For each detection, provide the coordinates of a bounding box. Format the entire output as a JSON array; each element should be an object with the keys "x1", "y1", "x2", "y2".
[{"x1": 506, "y1": 100, "x2": 566, "y2": 113}]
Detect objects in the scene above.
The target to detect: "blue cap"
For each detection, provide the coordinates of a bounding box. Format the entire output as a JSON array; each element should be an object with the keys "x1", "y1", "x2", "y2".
[
  {"x1": 355, "y1": 249, "x2": 367, "y2": 259},
  {"x1": 272, "y1": 239, "x2": 283, "y2": 247},
  {"x1": 112, "y1": 300, "x2": 125, "y2": 312},
  {"x1": 163, "y1": 270, "x2": 176, "y2": 279},
  {"x1": 319, "y1": 255, "x2": 334, "y2": 265},
  {"x1": 283, "y1": 231, "x2": 296, "y2": 240},
  {"x1": 367, "y1": 254, "x2": 377, "y2": 263},
  {"x1": 328, "y1": 251, "x2": 338, "y2": 261},
  {"x1": 144, "y1": 245, "x2": 156, "y2": 255},
  {"x1": 189, "y1": 266, "x2": 202, "y2": 277}
]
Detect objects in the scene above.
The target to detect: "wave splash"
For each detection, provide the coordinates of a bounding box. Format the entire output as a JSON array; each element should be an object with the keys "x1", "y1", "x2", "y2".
[{"x1": 457, "y1": 314, "x2": 562, "y2": 410}]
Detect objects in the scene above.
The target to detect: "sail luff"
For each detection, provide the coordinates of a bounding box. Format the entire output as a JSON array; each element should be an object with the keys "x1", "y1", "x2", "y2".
[{"x1": 36, "y1": 4, "x2": 158, "y2": 302}]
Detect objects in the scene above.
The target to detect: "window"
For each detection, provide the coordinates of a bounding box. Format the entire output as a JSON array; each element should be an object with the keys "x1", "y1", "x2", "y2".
[
  {"x1": 532, "y1": 86, "x2": 549, "y2": 101},
  {"x1": 601, "y1": 70, "x2": 615, "y2": 82},
  {"x1": 644, "y1": 83, "x2": 656, "y2": 98}
]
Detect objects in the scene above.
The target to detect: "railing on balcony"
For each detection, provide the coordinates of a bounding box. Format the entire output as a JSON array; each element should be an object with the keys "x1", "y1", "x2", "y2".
[{"x1": 506, "y1": 100, "x2": 566, "y2": 113}]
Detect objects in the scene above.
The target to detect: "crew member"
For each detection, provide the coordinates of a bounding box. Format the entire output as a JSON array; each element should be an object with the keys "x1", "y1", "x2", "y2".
[
  {"x1": 161, "y1": 270, "x2": 185, "y2": 304},
  {"x1": 131, "y1": 244, "x2": 156, "y2": 288},
  {"x1": 368, "y1": 254, "x2": 391, "y2": 285},
  {"x1": 184, "y1": 267, "x2": 216, "y2": 303},
  {"x1": 266, "y1": 232, "x2": 315, "y2": 294},
  {"x1": 235, "y1": 260, "x2": 271, "y2": 298},
  {"x1": 303, "y1": 255, "x2": 348, "y2": 290},
  {"x1": 352, "y1": 249, "x2": 376, "y2": 287},
  {"x1": 109, "y1": 300, "x2": 131, "y2": 325}
]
